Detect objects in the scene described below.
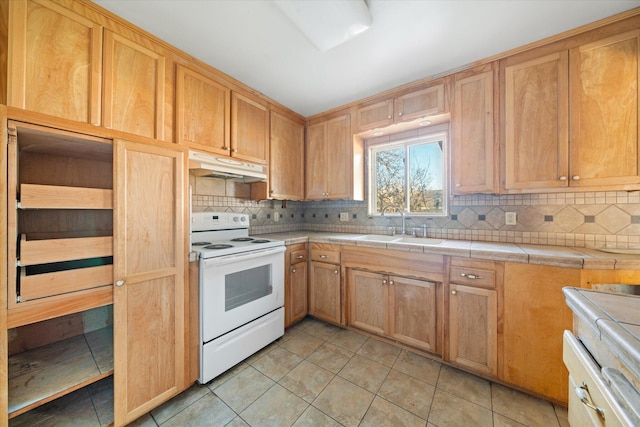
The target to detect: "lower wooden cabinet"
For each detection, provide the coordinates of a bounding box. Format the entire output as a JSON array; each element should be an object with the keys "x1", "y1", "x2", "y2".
[
  {"x1": 308, "y1": 261, "x2": 341, "y2": 325},
  {"x1": 285, "y1": 243, "x2": 307, "y2": 328},
  {"x1": 446, "y1": 258, "x2": 501, "y2": 377},
  {"x1": 347, "y1": 269, "x2": 438, "y2": 353}
]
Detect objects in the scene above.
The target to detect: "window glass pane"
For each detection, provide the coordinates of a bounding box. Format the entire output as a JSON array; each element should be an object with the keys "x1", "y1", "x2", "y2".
[
  {"x1": 225, "y1": 264, "x2": 272, "y2": 311},
  {"x1": 375, "y1": 147, "x2": 405, "y2": 212},
  {"x1": 409, "y1": 141, "x2": 444, "y2": 214}
]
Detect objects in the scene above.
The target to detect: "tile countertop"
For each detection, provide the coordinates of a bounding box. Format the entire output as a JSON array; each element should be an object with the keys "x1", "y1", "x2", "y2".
[{"x1": 257, "y1": 231, "x2": 640, "y2": 270}]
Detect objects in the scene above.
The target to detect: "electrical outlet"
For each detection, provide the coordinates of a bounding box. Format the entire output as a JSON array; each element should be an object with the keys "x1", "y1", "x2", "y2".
[
  {"x1": 339, "y1": 212, "x2": 349, "y2": 222},
  {"x1": 505, "y1": 212, "x2": 517, "y2": 225},
  {"x1": 274, "y1": 212, "x2": 280, "y2": 222}
]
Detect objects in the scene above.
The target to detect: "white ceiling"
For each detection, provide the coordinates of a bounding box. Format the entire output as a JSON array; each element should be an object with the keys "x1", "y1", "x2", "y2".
[{"x1": 94, "y1": 0, "x2": 640, "y2": 117}]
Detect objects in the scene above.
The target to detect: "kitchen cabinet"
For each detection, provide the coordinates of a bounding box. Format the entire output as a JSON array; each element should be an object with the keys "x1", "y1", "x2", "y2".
[
  {"x1": 2, "y1": 116, "x2": 186, "y2": 425},
  {"x1": 306, "y1": 112, "x2": 363, "y2": 200},
  {"x1": 504, "y1": 28, "x2": 640, "y2": 192},
  {"x1": 6, "y1": 0, "x2": 103, "y2": 125},
  {"x1": 175, "y1": 64, "x2": 230, "y2": 154},
  {"x1": 231, "y1": 91, "x2": 269, "y2": 165},
  {"x1": 268, "y1": 111, "x2": 305, "y2": 200},
  {"x1": 446, "y1": 258, "x2": 501, "y2": 377},
  {"x1": 308, "y1": 244, "x2": 342, "y2": 325},
  {"x1": 103, "y1": 29, "x2": 169, "y2": 141},
  {"x1": 347, "y1": 269, "x2": 438, "y2": 353},
  {"x1": 451, "y1": 64, "x2": 498, "y2": 194},
  {"x1": 285, "y1": 243, "x2": 308, "y2": 328},
  {"x1": 502, "y1": 262, "x2": 580, "y2": 405},
  {"x1": 355, "y1": 83, "x2": 445, "y2": 132}
]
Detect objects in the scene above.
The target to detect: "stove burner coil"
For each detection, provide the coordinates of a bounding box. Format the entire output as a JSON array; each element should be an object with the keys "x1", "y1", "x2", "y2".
[
  {"x1": 230, "y1": 237, "x2": 254, "y2": 242},
  {"x1": 251, "y1": 239, "x2": 270, "y2": 244},
  {"x1": 203, "y1": 244, "x2": 234, "y2": 250},
  {"x1": 192, "y1": 242, "x2": 212, "y2": 246}
]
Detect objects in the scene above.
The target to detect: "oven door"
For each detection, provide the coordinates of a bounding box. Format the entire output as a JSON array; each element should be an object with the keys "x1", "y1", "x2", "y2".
[{"x1": 200, "y1": 246, "x2": 285, "y2": 343}]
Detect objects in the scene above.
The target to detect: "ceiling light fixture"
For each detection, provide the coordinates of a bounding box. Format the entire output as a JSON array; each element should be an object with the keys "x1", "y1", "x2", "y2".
[{"x1": 274, "y1": 0, "x2": 372, "y2": 52}]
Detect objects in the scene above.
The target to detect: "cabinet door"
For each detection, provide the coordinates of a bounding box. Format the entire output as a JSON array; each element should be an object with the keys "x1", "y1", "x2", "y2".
[
  {"x1": 347, "y1": 269, "x2": 386, "y2": 336},
  {"x1": 503, "y1": 263, "x2": 579, "y2": 405},
  {"x1": 308, "y1": 262, "x2": 341, "y2": 325},
  {"x1": 305, "y1": 121, "x2": 327, "y2": 200},
  {"x1": 394, "y1": 85, "x2": 444, "y2": 122},
  {"x1": 231, "y1": 92, "x2": 269, "y2": 164},
  {"x1": 288, "y1": 262, "x2": 308, "y2": 326},
  {"x1": 389, "y1": 276, "x2": 437, "y2": 353},
  {"x1": 113, "y1": 140, "x2": 185, "y2": 425},
  {"x1": 270, "y1": 111, "x2": 304, "y2": 200},
  {"x1": 504, "y1": 52, "x2": 569, "y2": 190},
  {"x1": 176, "y1": 65, "x2": 230, "y2": 155},
  {"x1": 452, "y1": 68, "x2": 496, "y2": 194},
  {"x1": 356, "y1": 99, "x2": 394, "y2": 132},
  {"x1": 569, "y1": 30, "x2": 640, "y2": 188},
  {"x1": 325, "y1": 114, "x2": 352, "y2": 199},
  {"x1": 7, "y1": 0, "x2": 102, "y2": 125},
  {"x1": 103, "y1": 30, "x2": 166, "y2": 141},
  {"x1": 449, "y1": 284, "x2": 497, "y2": 376}
]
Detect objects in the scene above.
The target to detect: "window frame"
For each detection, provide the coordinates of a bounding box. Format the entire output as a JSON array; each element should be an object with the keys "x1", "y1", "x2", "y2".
[{"x1": 366, "y1": 127, "x2": 449, "y2": 217}]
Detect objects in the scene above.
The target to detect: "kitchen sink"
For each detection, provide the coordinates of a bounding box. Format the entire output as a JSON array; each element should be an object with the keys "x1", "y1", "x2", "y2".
[{"x1": 354, "y1": 235, "x2": 444, "y2": 245}]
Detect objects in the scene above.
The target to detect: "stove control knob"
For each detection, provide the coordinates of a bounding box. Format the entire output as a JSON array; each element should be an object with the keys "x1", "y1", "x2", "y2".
[
  {"x1": 233, "y1": 217, "x2": 239, "y2": 222},
  {"x1": 240, "y1": 216, "x2": 247, "y2": 222}
]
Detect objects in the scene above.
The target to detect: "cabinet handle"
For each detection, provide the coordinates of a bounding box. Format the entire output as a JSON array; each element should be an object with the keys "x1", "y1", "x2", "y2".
[
  {"x1": 451, "y1": 289, "x2": 457, "y2": 295},
  {"x1": 559, "y1": 176, "x2": 567, "y2": 181},
  {"x1": 334, "y1": 270, "x2": 339, "y2": 274},
  {"x1": 233, "y1": 148, "x2": 238, "y2": 153},
  {"x1": 116, "y1": 280, "x2": 125, "y2": 287},
  {"x1": 296, "y1": 255, "x2": 304, "y2": 259},
  {"x1": 460, "y1": 273, "x2": 481, "y2": 280},
  {"x1": 292, "y1": 268, "x2": 296, "y2": 273},
  {"x1": 575, "y1": 382, "x2": 605, "y2": 420},
  {"x1": 572, "y1": 175, "x2": 580, "y2": 181},
  {"x1": 222, "y1": 146, "x2": 228, "y2": 150},
  {"x1": 382, "y1": 279, "x2": 388, "y2": 284},
  {"x1": 387, "y1": 115, "x2": 392, "y2": 119},
  {"x1": 389, "y1": 280, "x2": 394, "y2": 285},
  {"x1": 455, "y1": 183, "x2": 461, "y2": 187},
  {"x1": 398, "y1": 112, "x2": 403, "y2": 117},
  {"x1": 320, "y1": 255, "x2": 329, "y2": 259}
]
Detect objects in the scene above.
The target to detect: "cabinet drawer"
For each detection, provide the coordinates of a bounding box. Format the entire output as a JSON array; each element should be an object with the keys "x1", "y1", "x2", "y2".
[
  {"x1": 290, "y1": 249, "x2": 307, "y2": 264},
  {"x1": 450, "y1": 266, "x2": 495, "y2": 288},
  {"x1": 563, "y1": 331, "x2": 630, "y2": 427},
  {"x1": 311, "y1": 249, "x2": 340, "y2": 264}
]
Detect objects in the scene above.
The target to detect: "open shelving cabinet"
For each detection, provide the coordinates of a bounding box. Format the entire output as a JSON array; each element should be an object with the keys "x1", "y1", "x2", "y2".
[{"x1": 6, "y1": 121, "x2": 114, "y2": 419}]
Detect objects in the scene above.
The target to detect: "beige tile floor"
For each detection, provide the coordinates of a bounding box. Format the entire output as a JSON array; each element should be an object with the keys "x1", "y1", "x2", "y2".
[{"x1": 10, "y1": 317, "x2": 569, "y2": 427}]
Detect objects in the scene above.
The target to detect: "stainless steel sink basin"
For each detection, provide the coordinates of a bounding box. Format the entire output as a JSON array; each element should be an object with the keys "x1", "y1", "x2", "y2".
[{"x1": 354, "y1": 235, "x2": 444, "y2": 245}]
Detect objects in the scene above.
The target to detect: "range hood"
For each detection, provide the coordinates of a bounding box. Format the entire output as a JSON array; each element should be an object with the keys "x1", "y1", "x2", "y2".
[{"x1": 188, "y1": 150, "x2": 267, "y2": 183}]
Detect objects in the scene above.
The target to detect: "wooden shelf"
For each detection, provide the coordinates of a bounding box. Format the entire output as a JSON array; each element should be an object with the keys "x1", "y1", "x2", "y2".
[
  {"x1": 19, "y1": 184, "x2": 113, "y2": 209},
  {"x1": 8, "y1": 325, "x2": 113, "y2": 419},
  {"x1": 19, "y1": 235, "x2": 113, "y2": 266}
]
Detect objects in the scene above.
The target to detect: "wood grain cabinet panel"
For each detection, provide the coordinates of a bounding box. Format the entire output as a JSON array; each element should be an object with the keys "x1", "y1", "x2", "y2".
[
  {"x1": 308, "y1": 261, "x2": 341, "y2": 325},
  {"x1": 231, "y1": 91, "x2": 269, "y2": 165},
  {"x1": 176, "y1": 64, "x2": 230, "y2": 154},
  {"x1": 569, "y1": 30, "x2": 640, "y2": 188},
  {"x1": 7, "y1": 0, "x2": 103, "y2": 125},
  {"x1": 285, "y1": 243, "x2": 307, "y2": 328},
  {"x1": 103, "y1": 30, "x2": 167, "y2": 141},
  {"x1": 451, "y1": 66, "x2": 497, "y2": 194},
  {"x1": 504, "y1": 52, "x2": 569, "y2": 191},
  {"x1": 269, "y1": 111, "x2": 304, "y2": 200}
]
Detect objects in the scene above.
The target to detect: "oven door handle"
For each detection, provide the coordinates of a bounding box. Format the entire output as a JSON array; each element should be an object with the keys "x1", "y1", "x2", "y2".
[{"x1": 201, "y1": 246, "x2": 285, "y2": 266}]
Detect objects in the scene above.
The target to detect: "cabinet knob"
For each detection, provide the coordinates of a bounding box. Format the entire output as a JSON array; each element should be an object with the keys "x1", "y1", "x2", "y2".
[
  {"x1": 572, "y1": 175, "x2": 581, "y2": 181},
  {"x1": 451, "y1": 289, "x2": 457, "y2": 295},
  {"x1": 233, "y1": 148, "x2": 238, "y2": 153},
  {"x1": 455, "y1": 183, "x2": 461, "y2": 187},
  {"x1": 398, "y1": 112, "x2": 403, "y2": 117},
  {"x1": 387, "y1": 115, "x2": 392, "y2": 119},
  {"x1": 389, "y1": 280, "x2": 394, "y2": 285},
  {"x1": 334, "y1": 270, "x2": 339, "y2": 274},
  {"x1": 296, "y1": 255, "x2": 304, "y2": 259},
  {"x1": 116, "y1": 280, "x2": 125, "y2": 287},
  {"x1": 222, "y1": 146, "x2": 229, "y2": 150},
  {"x1": 559, "y1": 176, "x2": 567, "y2": 181},
  {"x1": 382, "y1": 279, "x2": 388, "y2": 284},
  {"x1": 320, "y1": 254, "x2": 328, "y2": 259},
  {"x1": 460, "y1": 273, "x2": 480, "y2": 280},
  {"x1": 292, "y1": 268, "x2": 296, "y2": 273}
]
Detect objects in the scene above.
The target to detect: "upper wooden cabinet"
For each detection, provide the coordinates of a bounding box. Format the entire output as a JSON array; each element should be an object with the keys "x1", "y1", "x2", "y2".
[
  {"x1": 355, "y1": 83, "x2": 445, "y2": 132},
  {"x1": 103, "y1": 30, "x2": 168, "y2": 141},
  {"x1": 269, "y1": 111, "x2": 304, "y2": 200},
  {"x1": 175, "y1": 64, "x2": 230, "y2": 154},
  {"x1": 569, "y1": 30, "x2": 640, "y2": 188},
  {"x1": 231, "y1": 91, "x2": 269, "y2": 165},
  {"x1": 6, "y1": 0, "x2": 103, "y2": 125},
  {"x1": 451, "y1": 65, "x2": 498, "y2": 194},
  {"x1": 306, "y1": 113, "x2": 363, "y2": 200},
  {"x1": 504, "y1": 29, "x2": 640, "y2": 192}
]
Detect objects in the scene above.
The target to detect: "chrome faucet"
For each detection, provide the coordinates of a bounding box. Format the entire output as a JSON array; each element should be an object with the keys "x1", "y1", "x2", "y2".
[{"x1": 381, "y1": 204, "x2": 407, "y2": 235}]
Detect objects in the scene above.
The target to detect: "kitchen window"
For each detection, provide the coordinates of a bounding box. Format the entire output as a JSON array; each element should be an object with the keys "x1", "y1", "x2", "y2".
[{"x1": 367, "y1": 128, "x2": 448, "y2": 216}]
